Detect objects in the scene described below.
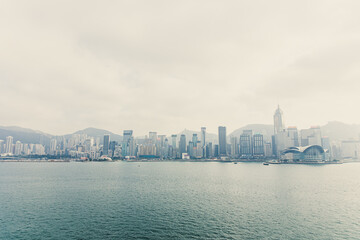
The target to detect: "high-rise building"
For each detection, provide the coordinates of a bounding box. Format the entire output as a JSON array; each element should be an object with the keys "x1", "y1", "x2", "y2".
[
  {"x1": 179, "y1": 134, "x2": 187, "y2": 156},
  {"x1": 171, "y1": 134, "x2": 177, "y2": 158},
  {"x1": 240, "y1": 131, "x2": 252, "y2": 156},
  {"x1": 286, "y1": 127, "x2": 299, "y2": 147},
  {"x1": 218, "y1": 126, "x2": 227, "y2": 156},
  {"x1": 274, "y1": 105, "x2": 285, "y2": 134},
  {"x1": 50, "y1": 139, "x2": 57, "y2": 155},
  {"x1": 253, "y1": 134, "x2": 264, "y2": 156},
  {"x1": 201, "y1": 127, "x2": 206, "y2": 157},
  {"x1": 0, "y1": 140, "x2": 4, "y2": 153},
  {"x1": 123, "y1": 130, "x2": 134, "y2": 157},
  {"x1": 301, "y1": 126, "x2": 322, "y2": 146},
  {"x1": 14, "y1": 141, "x2": 22, "y2": 155},
  {"x1": 103, "y1": 134, "x2": 110, "y2": 156},
  {"x1": 230, "y1": 136, "x2": 238, "y2": 157},
  {"x1": 5, "y1": 136, "x2": 13, "y2": 154}
]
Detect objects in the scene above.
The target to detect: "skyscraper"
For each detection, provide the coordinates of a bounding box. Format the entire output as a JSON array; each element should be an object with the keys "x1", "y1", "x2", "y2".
[
  {"x1": 5, "y1": 136, "x2": 13, "y2": 154},
  {"x1": 274, "y1": 105, "x2": 285, "y2": 134},
  {"x1": 240, "y1": 131, "x2": 252, "y2": 156},
  {"x1": 218, "y1": 126, "x2": 227, "y2": 156},
  {"x1": 201, "y1": 127, "x2": 206, "y2": 157},
  {"x1": 179, "y1": 134, "x2": 187, "y2": 156},
  {"x1": 103, "y1": 134, "x2": 110, "y2": 156},
  {"x1": 123, "y1": 130, "x2": 133, "y2": 157},
  {"x1": 253, "y1": 134, "x2": 265, "y2": 156}
]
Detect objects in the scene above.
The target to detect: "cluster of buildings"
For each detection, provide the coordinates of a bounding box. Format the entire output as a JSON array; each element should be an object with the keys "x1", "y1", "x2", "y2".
[
  {"x1": 0, "y1": 136, "x2": 45, "y2": 156},
  {"x1": 1, "y1": 106, "x2": 360, "y2": 162}
]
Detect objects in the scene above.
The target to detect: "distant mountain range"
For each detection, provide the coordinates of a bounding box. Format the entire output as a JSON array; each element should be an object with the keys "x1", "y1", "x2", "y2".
[
  {"x1": 67, "y1": 127, "x2": 123, "y2": 143},
  {"x1": 0, "y1": 121, "x2": 360, "y2": 146}
]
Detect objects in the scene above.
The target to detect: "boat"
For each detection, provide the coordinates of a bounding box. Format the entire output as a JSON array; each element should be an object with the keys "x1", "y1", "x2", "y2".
[{"x1": 263, "y1": 162, "x2": 269, "y2": 165}]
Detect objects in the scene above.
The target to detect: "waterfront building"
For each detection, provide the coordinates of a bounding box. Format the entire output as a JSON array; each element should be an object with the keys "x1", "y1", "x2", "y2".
[
  {"x1": 122, "y1": 130, "x2": 134, "y2": 157},
  {"x1": 5, "y1": 136, "x2": 13, "y2": 154},
  {"x1": 286, "y1": 127, "x2": 299, "y2": 147},
  {"x1": 301, "y1": 126, "x2": 322, "y2": 146},
  {"x1": 253, "y1": 134, "x2": 265, "y2": 156},
  {"x1": 206, "y1": 142, "x2": 213, "y2": 158},
  {"x1": 179, "y1": 134, "x2": 187, "y2": 156},
  {"x1": 103, "y1": 134, "x2": 110, "y2": 156},
  {"x1": 274, "y1": 105, "x2": 285, "y2": 134},
  {"x1": 50, "y1": 139, "x2": 57, "y2": 155},
  {"x1": 218, "y1": 126, "x2": 227, "y2": 156},
  {"x1": 230, "y1": 136, "x2": 238, "y2": 157},
  {"x1": 14, "y1": 141, "x2": 22, "y2": 155},
  {"x1": 0, "y1": 140, "x2": 4, "y2": 153},
  {"x1": 201, "y1": 127, "x2": 206, "y2": 157},
  {"x1": 281, "y1": 145, "x2": 330, "y2": 162},
  {"x1": 240, "y1": 130, "x2": 252, "y2": 157}
]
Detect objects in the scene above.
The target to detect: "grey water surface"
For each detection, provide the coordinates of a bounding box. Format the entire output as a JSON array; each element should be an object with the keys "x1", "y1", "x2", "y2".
[{"x1": 1, "y1": 162, "x2": 359, "y2": 239}]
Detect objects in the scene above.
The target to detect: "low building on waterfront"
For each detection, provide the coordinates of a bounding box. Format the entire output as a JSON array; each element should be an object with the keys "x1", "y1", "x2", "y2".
[{"x1": 281, "y1": 145, "x2": 330, "y2": 163}]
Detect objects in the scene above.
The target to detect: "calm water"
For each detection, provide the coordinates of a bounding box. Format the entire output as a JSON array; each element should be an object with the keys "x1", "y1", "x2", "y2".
[{"x1": 1, "y1": 162, "x2": 360, "y2": 240}]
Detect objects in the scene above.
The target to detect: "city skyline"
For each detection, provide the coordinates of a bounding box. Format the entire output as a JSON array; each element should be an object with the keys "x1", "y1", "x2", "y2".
[{"x1": 1, "y1": 1, "x2": 360, "y2": 136}]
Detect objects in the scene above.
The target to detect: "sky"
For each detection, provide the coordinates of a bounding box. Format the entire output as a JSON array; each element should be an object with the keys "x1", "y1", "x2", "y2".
[{"x1": 1, "y1": 0, "x2": 360, "y2": 136}]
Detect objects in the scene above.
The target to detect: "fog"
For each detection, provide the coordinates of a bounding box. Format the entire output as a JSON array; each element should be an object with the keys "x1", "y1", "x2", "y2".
[{"x1": 1, "y1": 0, "x2": 360, "y2": 135}]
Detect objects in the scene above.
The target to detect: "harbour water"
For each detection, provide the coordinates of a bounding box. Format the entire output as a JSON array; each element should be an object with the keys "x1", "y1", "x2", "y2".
[{"x1": 1, "y1": 162, "x2": 360, "y2": 239}]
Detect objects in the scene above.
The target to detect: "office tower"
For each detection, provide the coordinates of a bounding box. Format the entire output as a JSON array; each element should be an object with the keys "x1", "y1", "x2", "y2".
[
  {"x1": 192, "y1": 134, "x2": 198, "y2": 144},
  {"x1": 149, "y1": 132, "x2": 157, "y2": 143},
  {"x1": 206, "y1": 142, "x2": 213, "y2": 158},
  {"x1": 218, "y1": 126, "x2": 227, "y2": 155},
  {"x1": 109, "y1": 141, "x2": 117, "y2": 157},
  {"x1": 188, "y1": 141, "x2": 195, "y2": 158},
  {"x1": 123, "y1": 130, "x2": 133, "y2": 157},
  {"x1": 286, "y1": 127, "x2": 299, "y2": 147},
  {"x1": 300, "y1": 126, "x2": 322, "y2": 146},
  {"x1": 14, "y1": 141, "x2": 22, "y2": 155},
  {"x1": 0, "y1": 140, "x2": 4, "y2": 153},
  {"x1": 253, "y1": 134, "x2": 264, "y2": 156},
  {"x1": 5, "y1": 136, "x2": 13, "y2": 154},
  {"x1": 103, "y1": 134, "x2": 110, "y2": 156},
  {"x1": 171, "y1": 135, "x2": 177, "y2": 149},
  {"x1": 201, "y1": 127, "x2": 206, "y2": 146},
  {"x1": 50, "y1": 139, "x2": 57, "y2": 155},
  {"x1": 214, "y1": 144, "x2": 219, "y2": 157},
  {"x1": 179, "y1": 134, "x2": 187, "y2": 156},
  {"x1": 240, "y1": 131, "x2": 252, "y2": 156},
  {"x1": 230, "y1": 136, "x2": 238, "y2": 157},
  {"x1": 274, "y1": 105, "x2": 285, "y2": 134},
  {"x1": 171, "y1": 134, "x2": 177, "y2": 158}
]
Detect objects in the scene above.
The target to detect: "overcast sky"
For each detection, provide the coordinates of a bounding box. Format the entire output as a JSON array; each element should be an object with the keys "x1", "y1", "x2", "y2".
[{"x1": 1, "y1": 0, "x2": 360, "y2": 136}]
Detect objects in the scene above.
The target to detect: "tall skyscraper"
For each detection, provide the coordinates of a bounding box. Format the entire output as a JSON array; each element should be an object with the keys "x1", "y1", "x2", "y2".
[
  {"x1": 274, "y1": 105, "x2": 285, "y2": 134},
  {"x1": 123, "y1": 130, "x2": 133, "y2": 157},
  {"x1": 230, "y1": 136, "x2": 238, "y2": 157},
  {"x1": 179, "y1": 134, "x2": 187, "y2": 156},
  {"x1": 50, "y1": 139, "x2": 57, "y2": 155},
  {"x1": 201, "y1": 127, "x2": 206, "y2": 157},
  {"x1": 240, "y1": 131, "x2": 252, "y2": 156},
  {"x1": 103, "y1": 134, "x2": 110, "y2": 156},
  {"x1": 5, "y1": 136, "x2": 13, "y2": 154},
  {"x1": 218, "y1": 126, "x2": 227, "y2": 156},
  {"x1": 253, "y1": 134, "x2": 265, "y2": 156},
  {"x1": 171, "y1": 135, "x2": 177, "y2": 149}
]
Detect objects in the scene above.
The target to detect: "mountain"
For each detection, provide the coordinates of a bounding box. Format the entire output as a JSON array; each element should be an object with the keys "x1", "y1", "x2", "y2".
[
  {"x1": 229, "y1": 124, "x2": 274, "y2": 141},
  {"x1": 70, "y1": 127, "x2": 123, "y2": 143},
  {"x1": 0, "y1": 126, "x2": 52, "y2": 145},
  {"x1": 321, "y1": 121, "x2": 360, "y2": 141}
]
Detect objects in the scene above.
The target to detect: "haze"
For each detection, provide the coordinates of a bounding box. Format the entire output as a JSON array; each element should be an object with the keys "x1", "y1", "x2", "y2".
[{"x1": 1, "y1": 0, "x2": 360, "y2": 136}]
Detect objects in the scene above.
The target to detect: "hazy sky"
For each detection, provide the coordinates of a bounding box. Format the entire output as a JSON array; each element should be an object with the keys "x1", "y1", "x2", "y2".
[{"x1": 1, "y1": 0, "x2": 360, "y2": 136}]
